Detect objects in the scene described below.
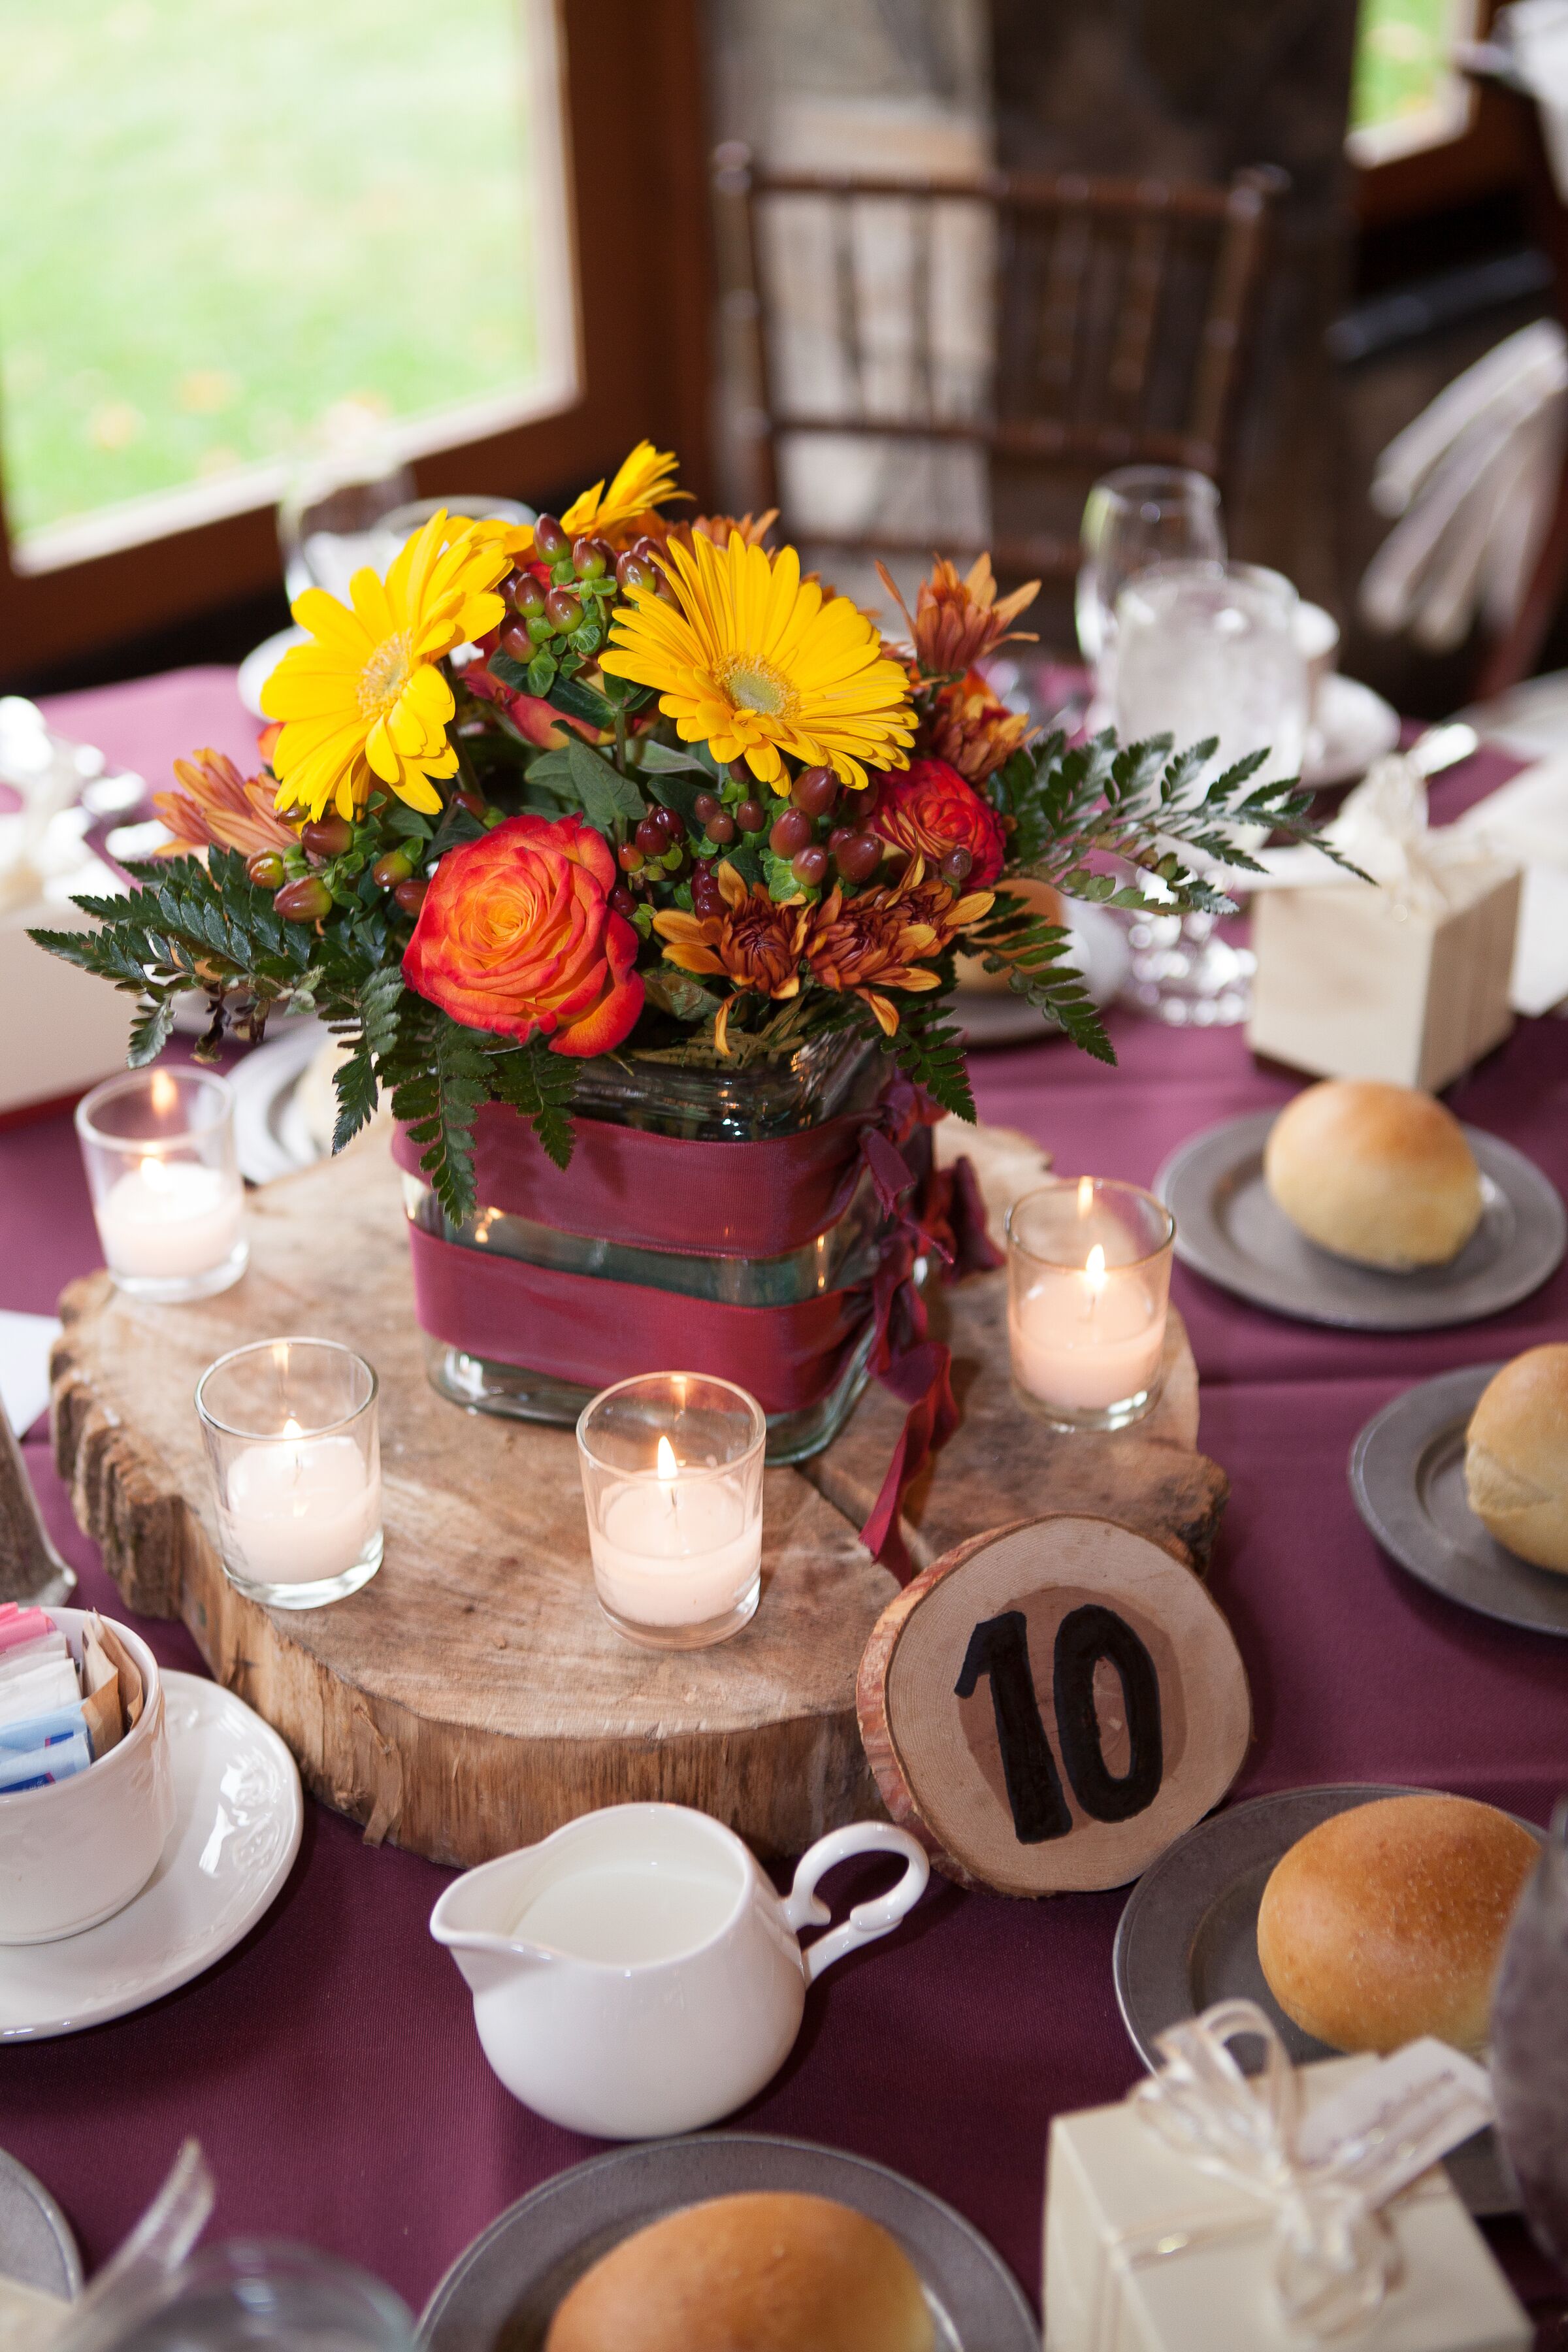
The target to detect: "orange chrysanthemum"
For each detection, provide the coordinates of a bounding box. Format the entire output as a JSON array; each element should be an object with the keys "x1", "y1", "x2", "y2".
[
  {"x1": 152, "y1": 751, "x2": 299, "y2": 860},
  {"x1": 804, "y1": 860, "x2": 994, "y2": 1036},
  {"x1": 921, "y1": 667, "x2": 1035, "y2": 786},
  {"x1": 879, "y1": 553, "x2": 1039, "y2": 676}
]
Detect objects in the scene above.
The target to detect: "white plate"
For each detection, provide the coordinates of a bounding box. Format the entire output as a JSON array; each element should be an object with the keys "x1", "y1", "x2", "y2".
[
  {"x1": 237, "y1": 627, "x2": 306, "y2": 720},
  {"x1": 1302, "y1": 673, "x2": 1401, "y2": 790},
  {"x1": 956, "y1": 900, "x2": 1132, "y2": 1047},
  {"x1": 229, "y1": 1019, "x2": 330, "y2": 1184},
  {"x1": 0, "y1": 1673, "x2": 302, "y2": 2040}
]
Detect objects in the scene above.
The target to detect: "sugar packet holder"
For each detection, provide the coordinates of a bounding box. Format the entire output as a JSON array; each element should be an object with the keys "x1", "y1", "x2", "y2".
[{"x1": 1043, "y1": 1999, "x2": 1530, "y2": 2352}]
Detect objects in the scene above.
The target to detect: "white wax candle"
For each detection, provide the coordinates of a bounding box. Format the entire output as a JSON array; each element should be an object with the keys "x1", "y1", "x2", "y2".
[
  {"x1": 589, "y1": 1449, "x2": 760, "y2": 1628},
  {"x1": 1010, "y1": 1245, "x2": 1165, "y2": 1412},
  {"x1": 95, "y1": 1156, "x2": 243, "y2": 1280},
  {"x1": 223, "y1": 1430, "x2": 380, "y2": 1586}
]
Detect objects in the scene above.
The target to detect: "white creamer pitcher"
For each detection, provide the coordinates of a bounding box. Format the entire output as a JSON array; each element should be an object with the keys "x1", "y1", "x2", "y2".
[{"x1": 429, "y1": 1802, "x2": 930, "y2": 2138}]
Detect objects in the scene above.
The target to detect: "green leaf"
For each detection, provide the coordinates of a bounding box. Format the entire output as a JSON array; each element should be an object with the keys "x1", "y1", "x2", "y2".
[
  {"x1": 127, "y1": 993, "x2": 178, "y2": 1066},
  {"x1": 645, "y1": 969, "x2": 722, "y2": 1022},
  {"x1": 568, "y1": 736, "x2": 644, "y2": 830},
  {"x1": 488, "y1": 650, "x2": 532, "y2": 695},
  {"x1": 547, "y1": 671, "x2": 617, "y2": 729},
  {"x1": 762, "y1": 849, "x2": 809, "y2": 904},
  {"x1": 527, "y1": 651, "x2": 556, "y2": 697},
  {"x1": 384, "y1": 804, "x2": 434, "y2": 842},
  {"x1": 331, "y1": 1043, "x2": 380, "y2": 1152},
  {"x1": 886, "y1": 1009, "x2": 976, "y2": 1123},
  {"x1": 488, "y1": 1037, "x2": 580, "y2": 1170},
  {"x1": 635, "y1": 740, "x2": 710, "y2": 776}
]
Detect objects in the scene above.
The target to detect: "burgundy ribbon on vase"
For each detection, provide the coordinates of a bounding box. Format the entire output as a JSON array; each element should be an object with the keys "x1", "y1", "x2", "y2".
[{"x1": 395, "y1": 1086, "x2": 1000, "y2": 1584}]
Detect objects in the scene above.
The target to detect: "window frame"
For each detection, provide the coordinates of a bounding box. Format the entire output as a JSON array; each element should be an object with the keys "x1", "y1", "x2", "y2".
[{"x1": 0, "y1": 0, "x2": 713, "y2": 683}]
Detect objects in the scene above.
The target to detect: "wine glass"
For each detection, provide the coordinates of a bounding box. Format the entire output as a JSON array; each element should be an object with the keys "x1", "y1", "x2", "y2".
[
  {"x1": 1112, "y1": 559, "x2": 1309, "y2": 1027},
  {"x1": 277, "y1": 400, "x2": 416, "y2": 605},
  {"x1": 1075, "y1": 466, "x2": 1226, "y2": 699}
]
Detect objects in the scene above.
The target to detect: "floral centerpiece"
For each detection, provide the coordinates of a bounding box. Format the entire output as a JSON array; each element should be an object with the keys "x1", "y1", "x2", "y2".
[
  {"x1": 35, "y1": 439, "x2": 1317, "y2": 1207},
  {"x1": 33, "y1": 443, "x2": 1328, "y2": 1564}
]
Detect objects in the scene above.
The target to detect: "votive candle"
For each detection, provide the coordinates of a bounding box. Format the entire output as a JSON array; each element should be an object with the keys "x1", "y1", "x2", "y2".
[
  {"x1": 1007, "y1": 1178, "x2": 1175, "y2": 1430},
  {"x1": 76, "y1": 1067, "x2": 246, "y2": 1302},
  {"x1": 578, "y1": 1375, "x2": 766, "y2": 1650},
  {"x1": 196, "y1": 1339, "x2": 382, "y2": 1609}
]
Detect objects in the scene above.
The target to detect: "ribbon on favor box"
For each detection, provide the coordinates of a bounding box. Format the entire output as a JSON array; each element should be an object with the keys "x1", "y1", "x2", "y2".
[
  {"x1": 392, "y1": 1081, "x2": 1000, "y2": 1584},
  {"x1": 1097, "y1": 2000, "x2": 1496, "y2": 2346}
]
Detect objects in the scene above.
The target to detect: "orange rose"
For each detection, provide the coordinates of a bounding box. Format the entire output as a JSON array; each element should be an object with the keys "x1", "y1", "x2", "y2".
[{"x1": 403, "y1": 813, "x2": 643, "y2": 1057}]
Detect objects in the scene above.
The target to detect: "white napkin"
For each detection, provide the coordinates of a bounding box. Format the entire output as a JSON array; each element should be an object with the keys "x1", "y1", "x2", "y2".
[
  {"x1": 0, "y1": 1311, "x2": 61, "y2": 1439},
  {"x1": 1458, "y1": 749, "x2": 1568, "y2": 1011},
  {"x1": 1230, "y1": 753, "x2": 1518, "y2": 914}
]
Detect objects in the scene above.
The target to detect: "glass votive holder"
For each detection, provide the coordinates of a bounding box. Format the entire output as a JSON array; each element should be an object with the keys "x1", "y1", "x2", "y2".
[
  {"x1": 576, "y1": 1373, "x2": 766, "y2": 1650},
  {"x1": 1006, "y1": 1177, "x2": 1176, "y2": 1431},
  {"x1": 76, "y1": 1066, "x2": 246, "y2": 1303},
  {"x1": 195, "y1": 1339, "x2": 382, "y2": 1610}
]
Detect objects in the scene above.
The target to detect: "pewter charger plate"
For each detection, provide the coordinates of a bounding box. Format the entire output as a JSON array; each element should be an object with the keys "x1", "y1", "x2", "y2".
[
  {"x1": 1155, "y1": 1111, "x2": 1564, "y2": 1330},
  {"x1": 0, "y1": 2147, "x2": 80, "y2": 2303},
  {"x1": 1113, "y1": 1785, "x2": 1544, "y2": 2217},
  {"x1": 1350, "y1": 1365, "x2": 1568, "y2": 1637},
  {"x1": 419, "y1": 2134, "x2": 1036, "y2": 2352}
]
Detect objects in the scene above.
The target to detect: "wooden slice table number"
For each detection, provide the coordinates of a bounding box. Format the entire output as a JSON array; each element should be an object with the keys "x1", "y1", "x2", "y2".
[{"x1": 856, "y1": 1516, "x2": 1252, "y2": 1894}]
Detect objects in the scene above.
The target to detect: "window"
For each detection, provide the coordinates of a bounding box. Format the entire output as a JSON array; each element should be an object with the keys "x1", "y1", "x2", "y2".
[
  {"x1": 1346, "y1": 0, "x2": 1484, "y2": 167},
  {"x1": 0, "y1": 0, "x2": 576, "y2": 572}
]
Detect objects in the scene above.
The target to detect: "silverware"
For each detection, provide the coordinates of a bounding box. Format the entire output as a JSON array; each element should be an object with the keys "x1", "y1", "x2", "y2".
[{"x1": 0, "y1": 1399, "x2": 76, "y2": 1606}]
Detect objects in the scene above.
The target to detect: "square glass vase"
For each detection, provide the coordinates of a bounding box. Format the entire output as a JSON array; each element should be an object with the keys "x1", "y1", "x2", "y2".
[{"x1": 406, "y1": 1032, "x2": 902, "y2": 1463}]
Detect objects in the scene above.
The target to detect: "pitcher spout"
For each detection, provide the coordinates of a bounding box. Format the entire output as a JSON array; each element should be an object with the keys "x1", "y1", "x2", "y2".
[{"x1": 429, "y1": 1847, "x2": 550, "y2": 1991}]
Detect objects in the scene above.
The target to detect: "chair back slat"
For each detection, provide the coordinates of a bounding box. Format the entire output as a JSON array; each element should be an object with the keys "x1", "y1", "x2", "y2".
[{"x1": 711, "y1": 149, "x2": 1284, "y2": 586}]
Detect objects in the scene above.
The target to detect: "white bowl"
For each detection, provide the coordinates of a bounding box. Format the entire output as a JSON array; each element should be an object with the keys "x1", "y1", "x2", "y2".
[{"x1": 0, "y1": 1609, "x2": 174, "y2": 1944}]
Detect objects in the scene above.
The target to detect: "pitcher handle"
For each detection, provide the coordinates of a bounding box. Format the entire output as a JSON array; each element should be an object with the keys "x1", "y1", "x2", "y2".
[{"x1": 782, "y1": 1821, "x2": 930, "y2": 1985}]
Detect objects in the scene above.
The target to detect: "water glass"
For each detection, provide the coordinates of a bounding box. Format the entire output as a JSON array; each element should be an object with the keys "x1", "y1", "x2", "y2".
[
  {"x1": 95, "y1": 2241, "x2": 416, "y2": 2352},
  {"x1": 1113, "y1": 560, "x2": 1309, "y2": 1027},
  {"x1": 1075, "y1": 465, "x2": 1225, "y2": 689},
  {"x1": 196, "y1": 1339, "x2": 382, "y2": 1610},
  {"x1": 577, "y1": 1373, "x2": 766, "y2": 1650},
  {"x1": 76, "y1": 1068, "x2": 246, "y2": 1304}
]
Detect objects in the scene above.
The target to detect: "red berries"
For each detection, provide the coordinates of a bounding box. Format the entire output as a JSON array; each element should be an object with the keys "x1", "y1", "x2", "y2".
[
  {"x1": 393, "y1": 877, "x2": 429, "y2": 916},
  {"x1": 301, "y1": 814, "x2": 353, "y2": 861},
  {"x1": 617, "y1": 843, "x2": 644, "y2": 873},
  {"x1": 616, "y1": 551, "x2": 657, "y2": 594},
  {"x1": 833, "y1": 831, "x2": 883, "y2": 883},
  {"x1": 634, "y1": 815, "x2": 669, "y2": 857},
  {"x1": 693, "y1": 792, "x2": 721, "y2": 825},
  {"x1": 735, "y1": 799, "x2": 766, "y2": 834},
  {"x1": 769, "y1": 808, "x2": 812, "y2": 858},
  {"x1": 940, "y1": 845, "x2": 973, "y2": 883},
  {"x1": 534, "y1": 514, "x2": 570, "y2": 562},
  {"x1": 792, "y1": 765, "x2": 838, "y2": 819},
  {"x1": 610, "y1": 884, "x2": 637, "y2": 918},
  {"x1": 544, "y1": 587, "x2": 582, "y2": 634},
  {"x1": 274, "y1": 876, "x2": 332, "y2": 923},
  {"x1": 704, "y1": 812, "x2": 736, "y2": 844},
  {"x1": 791, "y1": 845, "x2": 829, "y2": 887},
  {"x1": 371, "y1": 849, "x2": 415, "y2": 889},
  {"x1": 246, "y1": 851, "x2": 286, "y2": 889}
]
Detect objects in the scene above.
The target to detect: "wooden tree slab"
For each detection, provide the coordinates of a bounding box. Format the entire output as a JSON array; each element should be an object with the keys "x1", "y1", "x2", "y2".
[
  {"x1": 50, "y1": 1118, "x2": 1228, "y2": 1865},
  {"x1": 856, "y1": 1516, "x2": 1252, "y2": 1895}
]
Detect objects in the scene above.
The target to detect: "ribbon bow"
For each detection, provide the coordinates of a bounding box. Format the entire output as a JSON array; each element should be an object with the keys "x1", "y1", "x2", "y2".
[{"x1": 1132, "y1": 2001, "x2": 1405, "y2": 2339}]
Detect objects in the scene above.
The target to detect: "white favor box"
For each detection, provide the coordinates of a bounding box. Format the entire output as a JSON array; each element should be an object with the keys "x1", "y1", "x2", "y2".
[
  {"x1": 1043, "y1": 2060, "x2": 1531, "y2": 2352},
  {"x1": 1247, "y1": 862, "x2": 1520, "y2": 1094},
  {"x1": 1, "y1": 851, "x2": 131, "y2": 1116}
]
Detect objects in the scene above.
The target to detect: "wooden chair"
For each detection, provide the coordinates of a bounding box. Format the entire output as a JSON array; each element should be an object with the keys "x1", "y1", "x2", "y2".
[{"x1": 711, "y1": 146, "x2": 1286, "y2": 586}]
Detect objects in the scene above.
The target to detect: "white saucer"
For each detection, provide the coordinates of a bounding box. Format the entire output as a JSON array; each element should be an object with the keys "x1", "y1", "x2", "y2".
[
  {"x1": 0, "y1": 1673, "x2": 302, "y2": 2040},
  {"x1": 1303, "y1": 672, "x2": 1401, "y2": 789},
  {"x1": 237, "y1": 626, "x2": 306, "y2": 719}
]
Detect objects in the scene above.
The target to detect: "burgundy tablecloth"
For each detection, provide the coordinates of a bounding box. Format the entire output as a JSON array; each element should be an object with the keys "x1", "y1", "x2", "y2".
[{"x1": 3, "y1": 672, "x2": 1565, "y2": 2323}]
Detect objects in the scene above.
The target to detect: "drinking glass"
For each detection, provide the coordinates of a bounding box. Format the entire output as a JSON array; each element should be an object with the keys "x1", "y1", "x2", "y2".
[
  {"x1": 93, "y1": 2242, "x2": 416, "y2": 2352},
  {"x1": 277, "y1": 403, "x2": 416, "y2": 605},
  {"x1": 577, "y1": 1373, "x2": 766, "y2": 1650},
  {"x1": 1113, "y1": 559, "x2": 1309, "y2": 1026},
  {"x1": 76, "y1": 1068, "x2": 246, "y2": 1304},
  {"x1": 1075, "y1": 466, "x2": 1226, "y2": 692},
  {"x1": 196, "y1": 1339, "x2": 382, "y2": 1610}
]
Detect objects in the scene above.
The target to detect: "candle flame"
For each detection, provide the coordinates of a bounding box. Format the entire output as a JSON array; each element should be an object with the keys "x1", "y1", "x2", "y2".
[
  {"x1": 656, "y1": 1435, "x2": 679, "y2": 1483},
  {"x1": 1085, "y1": 1243, "x2": 1107, "y2": 1294},
  {"x1": 1077, "y1": 1175, "x2": 1094, "y2": 1217},
  {"x1": 137, "y1": 1152, "x2": 172, "y2": 1191},
  {"x1": 283, "y1": 1416, "x2": 302, "y2": 1439},
  {"x1": 150, "y1": 1070, "x2": 178, "y2": 1117}
]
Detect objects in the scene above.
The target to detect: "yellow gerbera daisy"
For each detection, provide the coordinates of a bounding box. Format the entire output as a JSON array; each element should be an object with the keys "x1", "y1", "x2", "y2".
[
  {"x1": 600, "y1": 531, "x2": 915, "y2": 790},
  {"x1": 261, "y1": 512, "x2": 512, "y2": 821},
  {"x1": 561, "y1": 439, "x2": 683, "y2": 539}
]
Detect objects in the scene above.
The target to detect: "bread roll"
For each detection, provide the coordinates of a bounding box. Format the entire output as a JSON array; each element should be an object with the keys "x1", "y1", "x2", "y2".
[
  {"x1": 1256, "y1": 1793, "x2": 1538, "y2": 2053},
  {"x1": 1263, "y1": 1079, "x2": 1482, "y2": 1269},
  {"x1": 544, "y1": 2192, "x2": 933, "y2": 2352},
  {"x1": 1466, "y1": 1346, "x2": 1568, "y2": 1573}
]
